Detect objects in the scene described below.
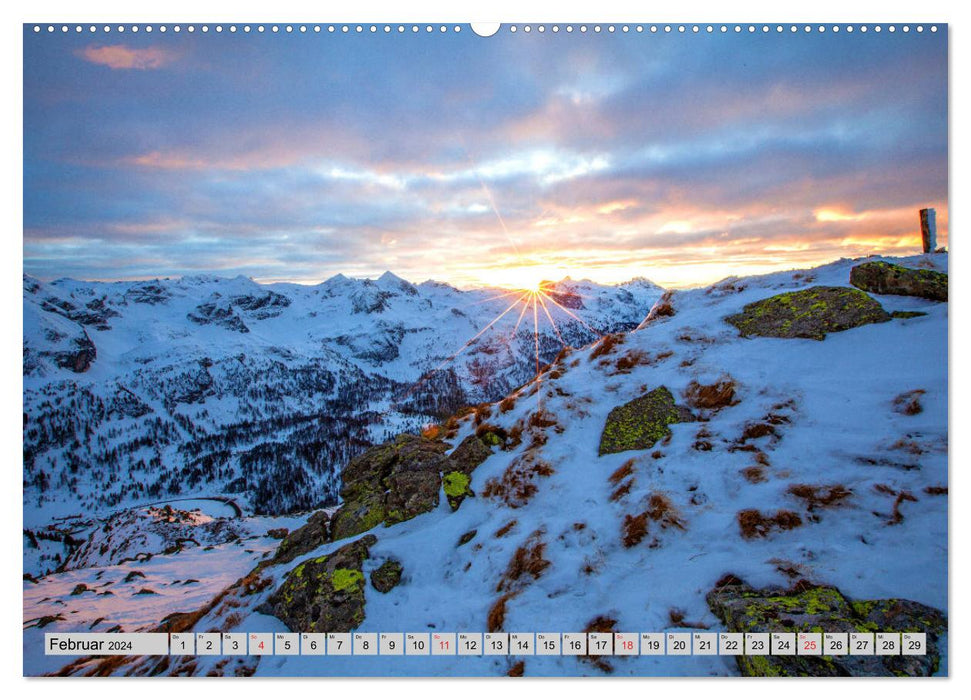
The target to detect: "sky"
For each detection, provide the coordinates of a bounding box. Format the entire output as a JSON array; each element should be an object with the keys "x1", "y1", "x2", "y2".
[{"x1": 23, "y1": 25, "x2": 948, "y2": 289}]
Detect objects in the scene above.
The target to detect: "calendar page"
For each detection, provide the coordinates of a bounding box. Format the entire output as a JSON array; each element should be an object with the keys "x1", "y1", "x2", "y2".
[{"x1": 22, "y1": 20, "x2": 948, "y2": 679}]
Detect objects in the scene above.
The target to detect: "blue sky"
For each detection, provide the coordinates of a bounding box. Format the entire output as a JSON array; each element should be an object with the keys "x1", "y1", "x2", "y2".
[{"x1": 23, "y1": 25, "x2": 947, "y2": 288}]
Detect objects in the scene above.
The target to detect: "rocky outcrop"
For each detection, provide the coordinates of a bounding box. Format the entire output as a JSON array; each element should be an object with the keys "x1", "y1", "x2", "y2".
[
  {"x1": 449, "y1": 434, "x2": 494, "y2": 474},
  {"x1": 707, "y1": 575, "x2": 946, "y2": 676},
  {"x1": 258, "y1": 535, "x2": 376, "y2": 633},
  {"x1": 370, "y1": 558, "x2": 403, "y2": 593},
  {"x1": 850, "y1": 261, "x2": 947, "y2": 302},
  {"x1": 54, "y1": 335, "x2": 97, "y2": 373},
  {"x1": 329, "y1": 433, "x2": 494, "y2": 541},
  {"x1": 725, "y1": 286, "x2": 890, "y2": 341},
  {"x1": 599, "y1": 386, "x2": 693, "y2": 456},
  {"x1": 124, "y1": 282, "x2": 171, "y2": 305},
  {"x1": 271, "y1": 511, "x2": 331, "y2": 565},
  {"x1": 230, "y1": 291, "x2": 291, "y2": 319},
  {"x1": 187, "y1": 301, "x2": 250, "y2": 333}
]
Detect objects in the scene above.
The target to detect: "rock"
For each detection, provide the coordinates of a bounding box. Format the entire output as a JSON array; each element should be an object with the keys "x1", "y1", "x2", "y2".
[
  {"x1": 707, "y1": 575, "x2": 946, "y2": 676},
  {"x1": 330, "y1": 434, "x2": 457, "y2": 541},
  {"x1": 370, "y1": 559, "x2": 403, "y2": 593},
  {"x1": 598, "y1": 386, "x2": 693, "y2": 456},
  {"x1": 124, "y1": 282, "x2": 171, "y2": 305},
  {"x1": 329, "y1": 492, "x2": 388, "y2": 543},
  {"x1": 457, "y1": 529, "x2": 477, "y2": 547},
  {"x1": 850, "y1": 261, "x2": 947, "y2": 302},
  {"x1": 186, "y1": 301, "x2": 250, "y2": 333},
  {"x1": 70, "y1": 583, "x2": 89, "y2": 595},
  {"x1": 384, "y1": 470, "x2": 441, "y2": 525},
  {"x1": 449, "y1": 434, "x2": 494, "y2": 474},
  {"x1": 266, "y1": 528, "x2": 289, "y2": 540},
  {"x1": 230, "y1": 291, "x2": 291, "y2": 319},
  {"x1": 272, "y1": 511, "x2": 330, "y2": 564},
  {"x1": 726, "y1": 286, "x2": 891, "y2": 341},
  {"x1": 54, "y1": 336, "x2": 97, "y2": 373},
  {"x1": 258, "y1": 535, "x2": 376, "y2": 633}
]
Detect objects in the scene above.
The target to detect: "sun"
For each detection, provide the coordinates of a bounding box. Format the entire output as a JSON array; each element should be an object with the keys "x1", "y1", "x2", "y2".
[{"x1": 486, "y1": 265, "x2": 562, "y2": 292}]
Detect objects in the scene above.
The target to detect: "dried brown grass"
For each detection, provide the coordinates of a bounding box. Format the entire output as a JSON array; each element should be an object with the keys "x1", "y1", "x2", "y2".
[
  {"x1": 608, "y1": 459, "x2": 636, "y2": 486},
  {"x1": 684, "y1": 378, "x2": 737, "y2": 410},
  {"x1": 494, "y1": 520, "x2": 517, "y2": 538},
  {"x1": 786, "y1": 484, "x2": 852, "y2": 511},
  {"x1": 482, "y1": 453, "x2": 555, "y2": 508},
  {"x1": 487, "y1": 592, "x2": 516, "y2": 632},
  {"x1": 741, "y1": 466, "x2": 767, "y2": 484},
  {"x1": 888, "y1": 491, "x2": 918, "y2": 525},
  {"x1": 622, "y1": 493, "x2": 685, "y2": 548},
  {"x1": 610, "y1": 480, "x2": 634, "y2": 502},
  {"x1": 622, "y1": 512, "x2": 649, "y2": 548},
  {"x1": 420, "y1": 424, "x2": 441, "y2": 440},
  {"x1": 507, "y1": 660, "x2": 525, "y2": 677},
  {"x1": 741, "y1": 423, "x2": 778, "y2": 441},
  {"x1": 737, "y1": 508, "x2": 803, "y2": 539},
  {"x1": 589, "y1": 332, "x2": 625, "y2": 360},
  {"x1": 497, "y1": 531, "x2": 551, "y2": 592},
  {"x1": 893, "y1": 389, "x2": 925, "y2": 416}
]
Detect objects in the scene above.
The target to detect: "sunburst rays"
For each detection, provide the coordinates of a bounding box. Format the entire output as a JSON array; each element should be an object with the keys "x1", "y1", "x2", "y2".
[{"x1": 400, "y1": 282, "x2": 602, "y2": 408}]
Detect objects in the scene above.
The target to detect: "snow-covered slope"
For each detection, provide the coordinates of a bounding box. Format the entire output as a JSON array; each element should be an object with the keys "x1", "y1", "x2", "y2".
[
  {"x1": 24, "y1": 254, "x2": 947, "y2": 677},
  {"x1": 23, "y1": 271, "x2": 662, "y2": 550}
]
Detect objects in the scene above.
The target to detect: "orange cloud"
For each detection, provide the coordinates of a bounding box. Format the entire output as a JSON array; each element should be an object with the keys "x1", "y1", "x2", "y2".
[{"x1": 78, "y1": 45, "x2": 176, "y2": 70}]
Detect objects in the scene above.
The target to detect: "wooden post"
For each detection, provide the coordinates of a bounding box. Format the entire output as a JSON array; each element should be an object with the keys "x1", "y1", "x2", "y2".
[{"x1": 920, "y1": 208, "x2": 937, "y2": 253}]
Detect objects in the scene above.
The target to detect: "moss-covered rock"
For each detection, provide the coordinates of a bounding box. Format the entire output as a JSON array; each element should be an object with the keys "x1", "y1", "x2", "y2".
[
  {"x1": 258, "y1": 534, "x2": 376, "y2": 633},
  {"x1": 370, "y1": 558, "x2": 403, "y2": 593},
  {"x1": 330, "y1": 432, "x2": 485, "y2": 541},
  {"x1": 725, "y1": 286, "x2": 891, "y2": 341},
  {"x1": 330, "y1": 491, "x2": 388, "y2": 543},
  {"x1": 850, "y1": 261, "x2": 948, "y2": 302},
  {"x1": 384, "y1": 470, "x2": 441, "y2": 525},
  {"x1": 272, "y1": 510, "x2": 330, "y2": 565},
  {"x1": 449, "y1": 434, "x2": 494, "y2": 474},
  {"x1": 707, "y1": 575, "x2": 946, "y2": 676},
  {"x1": 598, "y1": 386, "x2": 692, "y2": 456}
]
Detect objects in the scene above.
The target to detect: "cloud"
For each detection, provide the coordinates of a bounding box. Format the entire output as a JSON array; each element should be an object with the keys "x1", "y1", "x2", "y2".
[
  {"x1": 24, "y1": 30, "x2": 947, "y2": 287},
  {"x1": 78, "y1": 44, "x2": 177, "y2": 70}
]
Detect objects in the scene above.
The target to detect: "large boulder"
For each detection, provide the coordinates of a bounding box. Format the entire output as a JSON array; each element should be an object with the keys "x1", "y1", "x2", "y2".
[
  {"x1": 599, "y1": 386, "x2": 693, "y2": 456},
  {"x1": 726, "y1": 286, "x2": 890, "y2": 341},
  {"x1": 258, "y1": 535, "x2": 377, "y2": 633},
  {"x1": 272, "y1": 510, "x2": 331, "y2": 565},
  {"x1": 850, "y1": 261, "x2": 947, "y2": 302},
  {"x1": 707, "y1": 575, "x2": 946, "y2": 676},
  {"x1": 384, "y1": 470, "x2": 442, "y2": 525},
  {"x1": 449, "y1": 434, "x2": 494, "y2": 474},
  {"x1": 330, "y1": 433, "x2": 491, "y2": 541},
  {"x1": 330, "y1": 491, "x2": 389, "y2": 543}
]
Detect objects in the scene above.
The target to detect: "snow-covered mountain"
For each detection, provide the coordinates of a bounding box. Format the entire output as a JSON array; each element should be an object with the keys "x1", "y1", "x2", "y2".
[
  {"x1": 24, "y1": 254, "x2": 948, "y2": 677},
  {"x1": 23, "y1": 271, "x2": 662, "y2": 571}
]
